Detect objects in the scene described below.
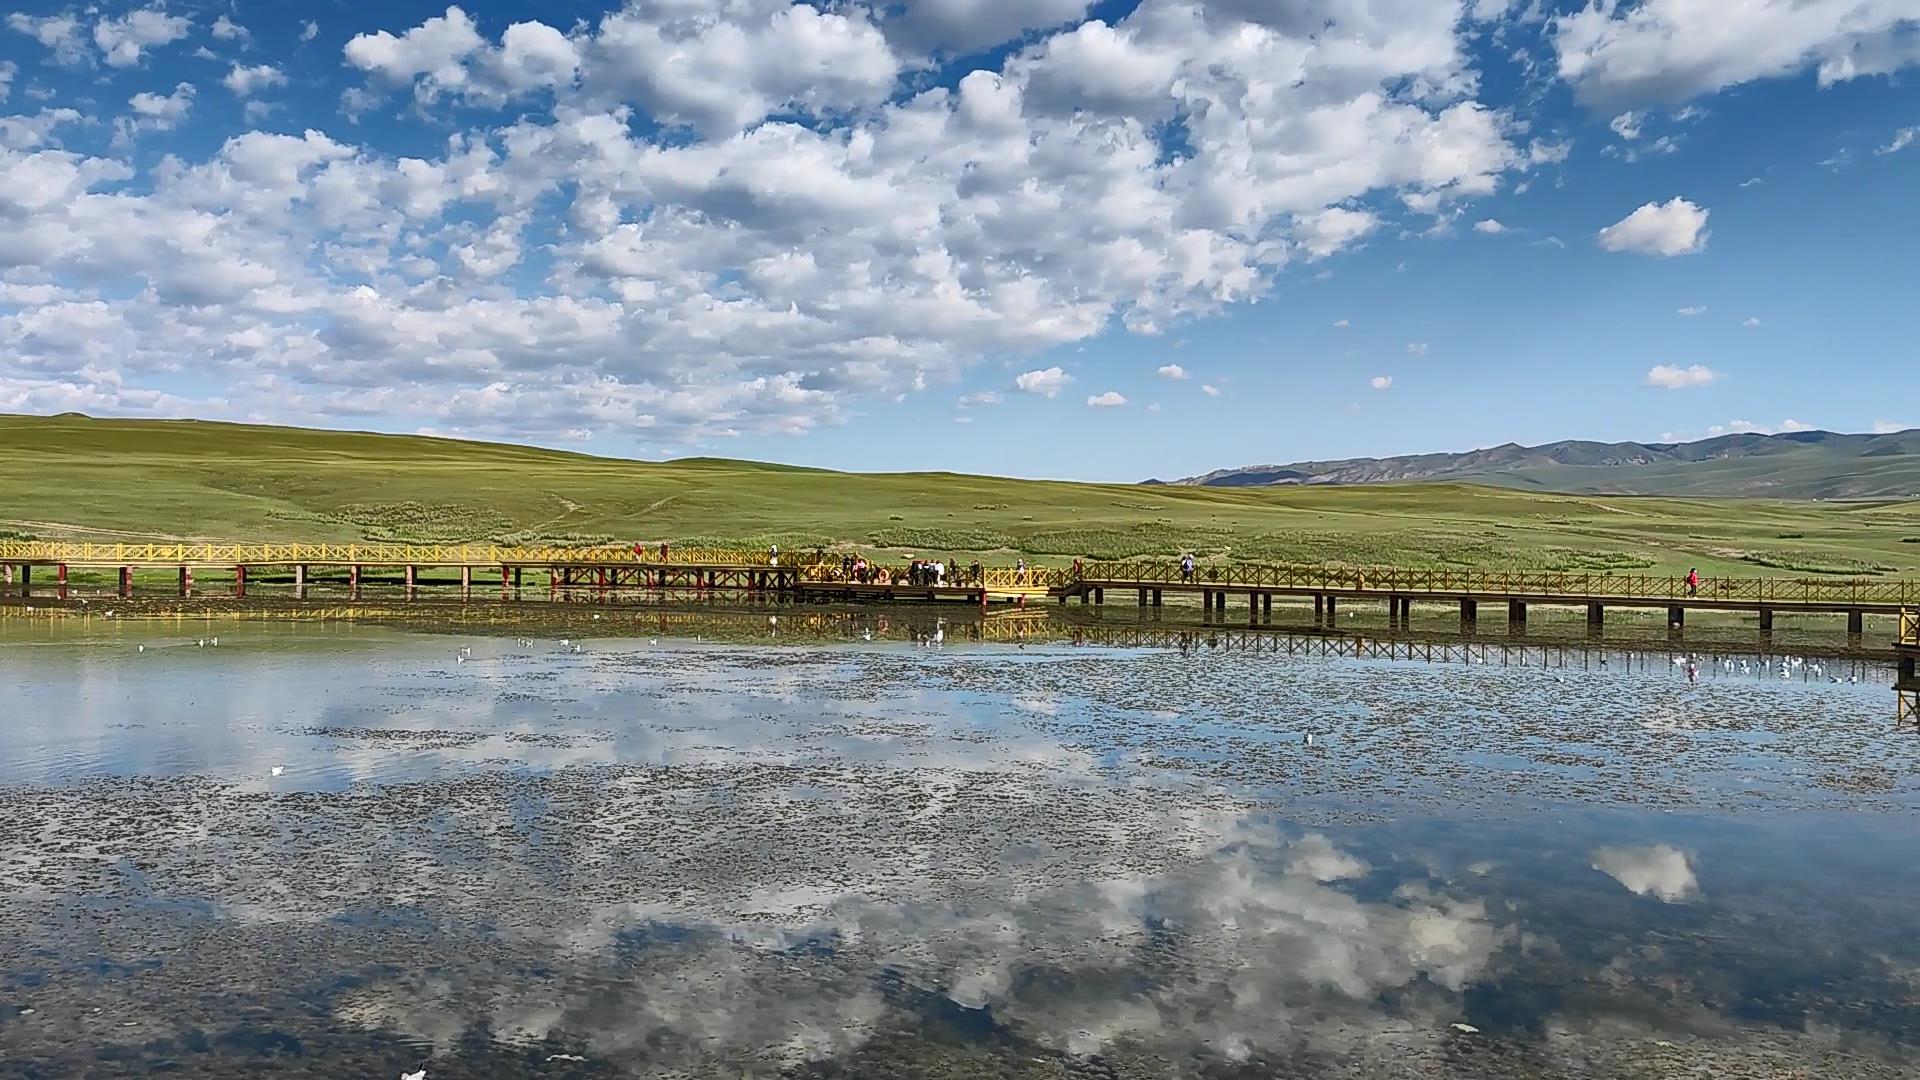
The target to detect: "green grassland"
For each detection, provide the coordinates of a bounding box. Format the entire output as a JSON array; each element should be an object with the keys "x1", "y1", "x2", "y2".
[{"x1": 5, "y1": 413, "x2": 1920, "y2": 578}]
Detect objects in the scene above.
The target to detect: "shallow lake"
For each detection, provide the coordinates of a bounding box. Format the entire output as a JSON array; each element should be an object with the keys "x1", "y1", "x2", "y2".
[{"x1": 2, "y1": 612, "x2": 1917, "y2": 1078}]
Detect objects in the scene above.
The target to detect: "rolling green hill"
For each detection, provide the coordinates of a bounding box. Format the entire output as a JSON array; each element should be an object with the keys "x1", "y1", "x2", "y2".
[
  {"x1": 5, "y1": 412, "x2": 1920, "y2": 577},
  {"x1": 1168, "y1": 430, "x2": 1920, "y2": 498}
]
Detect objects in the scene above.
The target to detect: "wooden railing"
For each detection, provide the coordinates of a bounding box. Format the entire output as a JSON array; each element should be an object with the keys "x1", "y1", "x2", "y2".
[
  {"x1": 0, "y1": 541, "x2": 796, "y2": 568},
  {"x1": 1901, "y1": 609, "x2": 1918, "y2": 646}
]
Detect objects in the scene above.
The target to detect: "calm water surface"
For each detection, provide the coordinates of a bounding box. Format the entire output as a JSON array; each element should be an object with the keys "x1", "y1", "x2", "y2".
[{"x1": 2, "y1": 614, "x2": 1917, "y2": 1078}]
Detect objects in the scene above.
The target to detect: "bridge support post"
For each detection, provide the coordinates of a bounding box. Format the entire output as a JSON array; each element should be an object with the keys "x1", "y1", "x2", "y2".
[
  {"x1": 55, "y1": 562, "x2": 67, "y2": 600},
  {"x1": 1094, "y1": 587, "x2": 1104, "y2": 605},
  {"x1": 1507, "y1": 600, "x2": 1526, "y2": 627},
  {"x1": 232, "y1": 565, "x2": 245, "y2": 599},
  {"x1": 19, "y1": 564, "x2": 29, "y2": 597},
  {"x1": 1847, "y1": 609, "x2": 1864, "y2": 635},
  {"x1": 1759, "y1": 608, "x2": 1774, "y2": 633},
  {"x1": 177, "y1": 566, "x2": 189, "y2": 597},
  {"x1": 118, "y1": 566, "x2": 132, "y2": 598},
  {"x1": 405, "y1": 565, "x2": 417, "y2": 596},
  {"x1": 1314, "y1": 594, "x2": 1324, "y2": 622},
  {"x1": 293, "y1": 564, "x2": 306, "y2": 599},
  {"x1": 460, "y1": 565, "x2": 472, "y2": 600},
  {"x1": 1586, "y1": 603, "x2": 1604, "y2": 630},
  {"x1": 1138, "y1": 588, "x2": 1147, "y2": 606},
  {"x1": 1152, "y1": 588, "x2": 1162, "y2": 607},
  {"x1": 1263, "y1": 592, "x2": 1273, "y2": 619},
  {"x1": 349, "y1": 564, "x2": 361, "y2": 598},
  {"x1": 2, "y1": 564, "x2": 10, "y2": 586},
  {"x1": 501, "y1": 564, "x2": 512, "y2": 600},
  {"x1": 1902, "y1": 652, "x2": 1917, "y2": 681},
  {"x1": 1324, "y1": 595, "x2": 1337, "y2": 622},
  {"x1": 1460, "y1": 598, "x2": 1477, "y2": 626},
  {"x1": 1667, "y1": 606, "x2": 1684, "y2": 628}
]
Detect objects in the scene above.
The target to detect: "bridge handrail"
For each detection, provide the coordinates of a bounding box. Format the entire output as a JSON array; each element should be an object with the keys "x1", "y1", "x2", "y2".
[
  {"x1": 1902, "y1": 608, "x2": 1919, "y2": 646},
  {"x1": 1, "y1": 541, "x2": 1913, "y2": 606}
]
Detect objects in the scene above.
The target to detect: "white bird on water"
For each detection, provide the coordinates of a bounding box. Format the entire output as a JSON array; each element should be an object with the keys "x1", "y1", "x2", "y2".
[
  {"x1": 136, "y1": 644, "x2": 145, "y2": 653},
  {"x1": 401, "y1": 1070, "x2": 427, "y2": 1080},
  {"x1": 270, "y1": 765, "x2": 284, "y2": 777}
]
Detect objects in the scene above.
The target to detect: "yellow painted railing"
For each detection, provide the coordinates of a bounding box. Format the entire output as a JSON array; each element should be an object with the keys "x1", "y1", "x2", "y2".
[
  {"x1": 1901, "y1": 609, "x2": 1918, "y2": 646},
  {"x1": 0, "y1": 541, "x2": 796, "y2": 568}
]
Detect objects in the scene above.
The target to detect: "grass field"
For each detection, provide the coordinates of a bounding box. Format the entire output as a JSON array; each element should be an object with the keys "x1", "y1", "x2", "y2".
[{"x1": 6, "y1": 413, "x2": 1920, "y2": 578}]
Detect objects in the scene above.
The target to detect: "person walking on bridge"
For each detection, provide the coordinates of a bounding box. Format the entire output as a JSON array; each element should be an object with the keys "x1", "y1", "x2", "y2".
[
  {"x1": 1686, "y1": 567, "x2": 1700, "y2": 597},
  {"x1": 1181, "y1": 553, "x2": 1195, "y2": 583}
]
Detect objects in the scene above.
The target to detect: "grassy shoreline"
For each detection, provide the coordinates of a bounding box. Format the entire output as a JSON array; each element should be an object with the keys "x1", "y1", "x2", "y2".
[{"x1": 7, "y1": 413, "x2": 1920, "y2": 579}]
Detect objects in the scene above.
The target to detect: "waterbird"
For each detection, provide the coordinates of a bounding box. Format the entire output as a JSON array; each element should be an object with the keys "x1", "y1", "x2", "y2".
[
  {"x1": 210, "y1": 637, "x2": 218, "y2": 646},
  {"x1": 648, "y1": 638, "x2": 658, "y2": 646},
  {"x1": 402, "y1": 1070, "x2": 427, "y2": 1080},
  {"x1": 196, "y1": 639, "x2": 205, "y2": 647},
  {"x1": 270, "y1": 766, "x2": 284, "y2": 777},
  {"x1": 862, "y1": 629, "x2": 873, "y2": 642},
  {"x1": 136, "y1": 644, "x2": 145, "y2": 653}
]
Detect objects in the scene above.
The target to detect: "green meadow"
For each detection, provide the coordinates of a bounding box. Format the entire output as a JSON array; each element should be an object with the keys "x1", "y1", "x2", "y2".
[{"x1": 5, "y1": 413, "x2": 1919, "y2": 578}]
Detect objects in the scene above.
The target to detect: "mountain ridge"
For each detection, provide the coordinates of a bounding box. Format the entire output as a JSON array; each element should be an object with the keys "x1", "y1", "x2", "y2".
[{"x1": 1157, "y1": 429, "x2": 1920, "y2": 499}]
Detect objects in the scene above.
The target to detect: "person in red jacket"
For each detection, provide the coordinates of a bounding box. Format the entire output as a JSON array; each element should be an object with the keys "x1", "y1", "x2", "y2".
[{"x1": 1685, "y1": 567, "x2": 1700, "y2": 596}]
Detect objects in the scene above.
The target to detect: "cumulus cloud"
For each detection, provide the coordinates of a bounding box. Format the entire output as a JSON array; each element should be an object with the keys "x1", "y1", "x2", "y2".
[
  {"x1": 223, "y1": 63, "x2": 287, "y2": 97},
  {"x1": 1598, "y1": 197, "x2": 1709, "y2": 256},
  {"x1": 211, "y1": 15, "x2": 250, "y2": 46},
  {"x1": 93, "y1": 6, "x2": 194, "y2": 67},
  {"x1": 1743, "y1": 316, "x2": 1761, "y2": 327},
  {"x1": 1156, "y1": 363, "x2": 1188, "y2": 381},
  {"x1": 1644, "y1": 363, "x2": 1718, "y2": 389},
  {"x1": 1333, "y1": 319, "x2": 1350, "y2": 328},
  {"x1": 1872, "y1": 420, "x2": 1914, "y2": 434},
  {"x1": 957, "y1": 391, "x2": 1001, "y2": 407},
  {"x1": 120, "y1": 83, "x2": 196, "y2": 137},
  {"x1": 1555, "y1": 0, "x2": 1920, "y2": 107},
  {"x1": 300, "y1": 20, "x2": 320, "y2": 44},
  {"x1": 1591, "y1": 844, "x2": 1698, "y2": 902},
  {"x1": 1200, "y1": 383, "x2": 1221, "y2": 397},
  {"x1": 0, "y1": 0, "x2": 1582, "y2": 445},
  {"x1": 1473, "y1": 219, "x2": 1506, "y2": 234},
  {"x1": 1370, "y1": 375, "x2": 1393, "y2": 389},
  {"x1": 1086, "y1": 390, "x2": 1126, "y2": 408},
  {"x1": 1015, "y1": 367, "x2": 1072, "y2": 398},
  {"x1": 1676, "y1": 305, "x2": 1705, "y2": 315}
]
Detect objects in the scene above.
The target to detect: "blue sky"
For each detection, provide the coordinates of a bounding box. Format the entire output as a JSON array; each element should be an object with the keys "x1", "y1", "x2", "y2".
[{"x1": 0, "y1": 0, "x2": 1915, "y2": 482}]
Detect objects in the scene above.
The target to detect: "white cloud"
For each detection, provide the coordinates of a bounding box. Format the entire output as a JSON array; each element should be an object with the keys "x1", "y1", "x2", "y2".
[
  {"x1": 300, "y1": 21, "x2": 320, "y2": 44},
  {"x1": 1872, "y1": 420, "x2": 1914, "y2": 434},
  {"x1": 1644, "y1": 363, "x2": 1718, "y2": 389},
  {"x1": 1370, "y1": 375, "x2": 1393, "y2": 390},
  {"x1": 1200, "y1": 384, "x2": 1221, "y2": 397},
  {"x1": 223, "y1": 63, "x2": 287, "y2": 97},
  {"x1": 6, "y1": 12, "x2": 89, "y2": 65},
  {"x1": 1743, "y1": 316, "x2": 1761, "y2": 327},
  {"x1": 1608, "y1": 110, "x2": 1643, "y2": 139},
  {"x1": 1676, "y1": 305, "x2": 1706, "y2": 316},
  {"x1": 1555, "y1": 0, "x2": 1920, "y2": 107},
  {"x1": 1592, "y1": 844, "x2": 1698, "y2": 902},
  {"x1": 1295, "y1": 207, "x2": 1380, "y2": 258},
  {"x1": 1472, "y1": 218, "x2": 1506, "y2": 234},
  {"x1": 1086, "y1": 390, "x2": 1126, "y2": 408},
  {"x1": 883, "y1": 0, "x2": 1092, "y2": 57},
  {"x1": 1332, "y1": 319, "x2": 1350, "y2": 328},
  {"x1": 211, "y1": 15, "x2": 250, "y2": 46},
  {"x1": 1406, "y1": 342, "x2": 1428, "y2": 356},
  {"x1": 1598, "y1": 197, "x2": 1709, "y2": 256},
  {"x1": 957, "y1": 391, "x2": 1001, "y2": 407},
  {"x1": 123, "y1": 82, "x2": 196, "y2": 134},
  {"x1": 1878, "y1": 127, "x2": 1917, "y2": 156},
  {"x1": 93, "y1": 6, "x2": 193, "y2": 68},
  {"x1": 345, "y1": 6, "x2": 486, "y2": 96},
  {"x1": 952, "y1": 414, "x2": 973, "y2": 423},
  {"x1": 0, "y1": 59, "x2": 12, "y2": 103},
  {"x1": 1015, "y1": 367, "x2": 1072, "y2": 398},
  {"x1": 1779, "y1": 418, "x2": 1814, "y2": 432},
  {"x1": 1156, "y1": 363, "x2": 1188, "y2": 381},
  {"x1": 1146, "y1": 401, "x2": 1161, "y2": 412}
]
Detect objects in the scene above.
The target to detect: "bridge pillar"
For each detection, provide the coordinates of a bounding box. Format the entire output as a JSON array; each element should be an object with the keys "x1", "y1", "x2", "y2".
[
  {"x1": 501, "y1": 564, "x2": 512, "y2": 600},
  {"x1": 232, "y1": 565, "x2": 245, "y2": 599},
  {"x1": 118, "y1": 566, "x2": 132, "y2": 598},
  {"x1": 1313, "y1": 594, "x2": 1324, "y2": 622},
  {"x1": 1138, "y1": 588, "x2": 1147, "y2": 606},
  {"x1": 1847, "y1": 609, "x2": 1864, "y2": 635},
  {"x1": 1094, "y1": 587, "x2": 1104, "y2": 604},
  {"x1": 349, "y1": 564, "x2": 361, "y2": 598},
  {"x1": 18, "y1": 564, "x2": 29, "y2": 597},
  {"x1": 405, "y1": 565, "x2": 417, "y2": 595},
  {"x1": 1263, "y1": 592, "x2": 1273, "y2": 619},
  {"x1": 1460, "y1": 598, "x2": 1477, "y2": 625},
  {"x1": 460, "y1": 565, "x2": 472, "y2": 599},
  {"x1": 1902, "y1": 652, "x2": 1917, "y2": 681},
  {"x1": 1507, "y1": 600, "x2": 1526, "y2": 626},
  {"x1": 1759, "y1": 608, "x2": 1774, "y2": 632},
  {"x1": 1152, "y1": 588, "x2": 1162, "y2": 607},
  {"x1": 2, "y1": 564, "x2": 10, "y2": 585},
  {"x1": 1324, "y1": 595, "x2": 1337, "y2": 622},
  {"x1": 1586, "y1": 602, "x2": 1604, "y2": 630},
  {"x1": 55, "y1": 562, "x2": 67, "y2": 600},
  {"x1": 513, "y1": 566, "x2": 522, "y2": 589},
  {"x1": 293, "y1": 564, "x2": 306, "y2": 599},
  {"x1": 177, "y1": 566, "x2": 190, "y2": 597},
  {"x1": 1667, "y1": 606, "x2": 1684, "y2": 628}
]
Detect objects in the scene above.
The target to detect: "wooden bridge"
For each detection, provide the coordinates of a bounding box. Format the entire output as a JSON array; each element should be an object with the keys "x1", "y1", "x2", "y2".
[{"x1": 1, "y1": 541, "x2": 1914, "y2": 638}]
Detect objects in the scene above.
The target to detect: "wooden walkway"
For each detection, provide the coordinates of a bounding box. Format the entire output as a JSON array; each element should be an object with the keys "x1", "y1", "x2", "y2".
[{"x1": 1, "y1": 541, "x2": 1914, "y2": 635}]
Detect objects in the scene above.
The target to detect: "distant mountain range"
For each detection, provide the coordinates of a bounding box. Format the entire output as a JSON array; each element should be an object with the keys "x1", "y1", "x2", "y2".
[{"x1": 1151, "y1": 429, "x2": 1920, "y2": 499}]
